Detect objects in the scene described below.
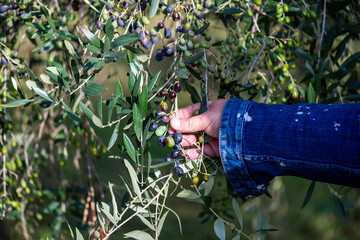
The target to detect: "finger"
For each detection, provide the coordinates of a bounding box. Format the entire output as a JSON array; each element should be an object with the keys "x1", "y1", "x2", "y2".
[
  {"x1": 206, "y1": 139, "x2": 220, "y2": 157},
  {"x1": 170, "y1": 102, "x2": 201, "y2": 120},
  {"x1": 184, "y1": 143, "x2": 218, "y2": 160},
  {"x1": 181, "y1": 134, "x2": 200, "y2": 147},
  {"x1": 170, "y1": 115, "x2": 207, "y2": 133}
]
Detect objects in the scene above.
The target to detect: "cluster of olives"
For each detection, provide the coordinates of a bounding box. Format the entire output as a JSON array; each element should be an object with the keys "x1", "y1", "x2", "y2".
[{"x1": 147, "y1": 81, "x2": 191, "y2": 177}]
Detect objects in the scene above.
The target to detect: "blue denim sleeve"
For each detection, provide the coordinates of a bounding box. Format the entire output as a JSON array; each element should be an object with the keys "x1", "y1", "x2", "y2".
[{"x1": 219, "y1": 98, "x2": 360, "y2": 200}]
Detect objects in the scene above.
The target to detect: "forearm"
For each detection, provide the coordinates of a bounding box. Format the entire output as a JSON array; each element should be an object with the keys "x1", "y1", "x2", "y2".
[{"x1": 220, "y1": 99, "x2": 360, "y2": 200}]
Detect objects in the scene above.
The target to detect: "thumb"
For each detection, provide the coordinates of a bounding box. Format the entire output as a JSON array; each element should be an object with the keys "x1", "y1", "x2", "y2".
[{"x1": 170, "y1": 115, "x2": 206, "y2": 133}]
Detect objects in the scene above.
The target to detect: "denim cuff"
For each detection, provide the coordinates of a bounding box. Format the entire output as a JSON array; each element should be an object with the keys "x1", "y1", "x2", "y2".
[{"x1": 219, "y1": 99, "x2": 270, "y2": 201}]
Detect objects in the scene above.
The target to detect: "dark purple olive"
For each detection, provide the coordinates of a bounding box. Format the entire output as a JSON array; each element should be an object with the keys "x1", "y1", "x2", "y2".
[
  {"x1": 171, "y1": 149, "x2": 180, "y2": 159},
  {"x1": 157, "y1": 22, "x2": 165, "y2": 29},
  {"x1": 183, "y1": 3, "x2": 191, "y2": 11},
  {"x1": 175, "y1": 166, "x2": 184, "y2": 177},
  {"x1": 1, "y1": 58, "x2": 9, "y2": 65},
  {"x1": 155, "y1": 55, "x2": 163, "y2": 61},
  {"x1": 172, "y1": 11, "x2": 180, "y2": 21},
  {"x1": 195, "y1": 11, "x2": 203, "y2": 19},
  {"x1": 174, "y1": 132, "x2": 182, "y2": 144},
  {"x1": 176, "y1": 26, "x2": 183, "y2": 32},
  {"x1": 174, "y1": 82, "x2": 182, "y2": 92},
  {"x1": 167, "y1": 5, "x2": 174, "y2": 13},
  {"x1": 149, "y1": 122, "x2": 158, "y2": 131},
  {"x1": 151, "y1": 36, "x2": 158, "y2": 44},
  {"x1": 96, "y1": 21, "x2": 102, "y2": 30},
  {"x1": 158, "y1": 136, "x2": 166, "y2": 147},
  {"x1": 173, "y1": 144, "x2": 181, "y2": 151},
  {"x1": 141, "y1": 38, "x2": 151, "y2": 49},
  {"x1": 155, "y1": 110, "x2": 164, "y2": 118},
  {"x1": 164, "y1": 46, "x2": 173, "y2": 56},
  {"x1": 117, "y1": 18, "x2": 125, "y2": 27},
  {"x1": 164, "y1": 28, "x2": 172, "y2": 38},
  {"x1": 18, "y1": 9, "x2": 26, "y2": 15},
  {"x1": 123, "y1": 1, "x2": 129, "y2": 7},
  {"x1": 169, "y1": 90, "x2": 177, "y2": 99},
  {"x1": 111, "y1": 15, "x2": 116, "y2": 21},
  {"x1": 159, "y1": 89, "x2": 167, "y2": 97},
  {"x1": 139, "y1": 31, "x2": 145, "y2": 40},
  {"x1": 0, "y1": 5, "x2": 9, "y2": 13},
  {"x1": 140, "y1": 2, "x2": 147, "y2": 11},
  {"x1": 161, "y1": 115, "x2": 170, "y2": 123},
  {"x1": 105, "y1": 4, "x2": 113, "y2": 10},
  {"x1": 156, "y1": 49, "x2": 165, "y2": 56}
]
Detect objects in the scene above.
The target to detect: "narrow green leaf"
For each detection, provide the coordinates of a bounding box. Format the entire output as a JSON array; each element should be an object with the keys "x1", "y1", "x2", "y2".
[
  {"x1": 82, "y1": 28, "x2": 101, "y2": 48},
  {"x1": 92, "y1": 115, "x2": 103, "y2": 128},
  {"x1": 194, "y1": 23, "x2": 210, "y2": 35},
  {"x1": 181, "y1": 79, "x2": 201, "y2": 103},
  {"x1": 217, "y1": 7, "x2": 243, "y2": 15},
  {"x1": 3, "y1": 99, "x2": 33, "y2": 108},
  {"x1": 157, "y1": 211, "x2": 169, "y2": 237},
  {"x1": 214, "y1": 219, "x2": 226, "y2": 240},
  {"x1": 149, "y1": 0, "x2": 160, "y2": 18},
  {"x1": 148, "y1": 71, "x2": 161, "y2": 92},
  {"x1": 124, "y1": 159, "x2": 142, "y2": 203},
  {"x1": 97, "y1": 96, "x2": 103, "y2": 122},
  {"x1": 133, "y1": 104, "x2": 142, "y2": 141},
  {"x1": 108, "y1": 122, "x2": 120, "y2": 150},
  {"x1": 75, "y1": 228, "x2": 84, "y2": 240},
  {"x1": 63, "y1": 102, "x2": 83, "y2": 122},
  {"x1": 111, "y1": 34, "x2": 138, "y2": 48},
  {"x1": 147, "y1": 152, "x2": 151, "y2": 180},
  {"x1": 32, "y1": 86, "x2": 55, "y2": 103},
  {"x1": 47, "y1": 16, "x2": 56, "y2": 31},
  {"x1": 175, "y1": 68, "x2": 189, "y2": 79},
  {"x1": 108, "y1": 182, "x2": 118, "y2": 220},
  {"x1": 331, "y1": 192, "x2": 346, "y2": 219},
  {"x1": 176, "y1": 190, "x2": 200, "y2": 200},
  {"x1": 139, "y1": 86, "x2": 148, "y2": 118},
  {"x1": 307, "y1": 83, "x2": 315, "y2": 103},
  {"x1": 87, "y1": 44, "x2": 101, "y2": 55},
  {"x1": 105, "y1": 18, "x2": 114, "y2": 40},
  {"x1": 232, "y1": 198, "x2": 243, "y2": 229},
  {"x1": 79, "y1": 101, "x2": 94, "y2": 119},
  {"x1": 301, "y1": 181, "x2": 316, "y2": 209},
  {"x1": 104, "y1": 37, "x2": 111, "y2": 55},
  {"x1": 123, "y1": 230, "x2": 153, "y2": 240},
  {"x1": 123, "y1": 133, "x2": 136, "y2": 162}
]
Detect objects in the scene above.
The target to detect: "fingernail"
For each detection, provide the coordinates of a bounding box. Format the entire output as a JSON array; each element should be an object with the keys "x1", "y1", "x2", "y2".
[{"x1": 171, "y1": 118, "x2": 180, "y2": 129}]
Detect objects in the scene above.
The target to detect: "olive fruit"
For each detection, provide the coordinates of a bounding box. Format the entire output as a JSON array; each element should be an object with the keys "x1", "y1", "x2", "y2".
[
  {"x1": 96, "y1": 21, "x2": 102, "y2": 30},
  {"x1": 167, "y1": 5, "x2": 174, "y2": 13},
  {"x1": 157, "y1": 22, "x2": 165, "y2": 29},
  {"x1": 155, "y1": 110, "x2": 164, "y2": 118},
  {"x1": 166, "y1": 137, "x2": 175, "y2": 147},
  {"x1": 164, "y1": 46, "x2": 173, "y2": 56},
  {"x1": 164, "y1": 28, "x2": 172, "y2": 38},
  {"x1": 161, "y1": 115, "x2": 170, "y2": 123},
  {"x1": 149, "y1": 122, "x2": 159, "y2": 131},
  {"x1": 173, "y1": 132, "x2": 183, "y2": 144},
  {"x1": 175, "y1": 166, "x2": 184, "y2": 177},
  {"x1": 174, "y1": 82, "x2": 182, "y2": 92},
  {"x1": 158, "y1": 136, "x2": 166, "y2": 147},
  {"x1": 161, "y1": 102, "x2": 168, "y2": 111},
  {"x1": 192, "y1": 176, "x2": 199, "y2": 185},
  {"x1": 203, "y1": 175, "x2": 209, "y2": 182},
  {"x1": 169, "y1": 90, "x2": 177, "y2": 99},
  {"x1": 172, "y1": 11, "x2": 180, "y2": 21},
  {"x1": 0, "y1": 5, "x2": 9, "y2": 13},
  {"x1": 193, "y1": 109, "x2": 200, "y2": 116},
  {"x1": 171, "y1": 149, "x2": 180, "y2": 158}
]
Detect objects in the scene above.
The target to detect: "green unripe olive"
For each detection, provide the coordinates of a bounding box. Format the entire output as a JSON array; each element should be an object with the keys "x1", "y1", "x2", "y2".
[
  {"x1": 224, "y1": 78, "x2": 231, "y2": 85},
  {"x1": 277, "y1": 17, "x2": 284, "y2": 23},
  {"x1": 282, "y1": 65, "x2": 288, "y2": 72},
  {"x1": 310, "y1": 10, "x2": 317, "y2": 18},
  {"x1": 179, "y1": 62, "x2": 186, "y2": 69},
  {"x1": 292, "y1": 89, "x2": 299, "y2": 99},
  {"x1": 283, "y1": 4, "x2": 289, "y2": 12},
  {"x1": 254, "y1": 0, "x2": 262, "y2": 6},
  {"x1": 198, "y1": 136, "x2": 203, "y2": 144},
  {"x1": 276, "y1": 6, "x2": 283, "y2": 14},
  {"x1": 279, "y1": 75, "x2": 285, "y2": 84},
  {"x1": 294, "y1": 41, "x2": 301, "y2": 48},
  {"x1": 287, "y1": 83, "x2": 295, "y2": 91},
  {"x1": 282, "y1": 71, "x2": 290, "y2": 78},
  {"x1": 192, "y1": 176, "x2": 199, "y2": 185},
  {"x1": 281, "y1": 97, "x2": 287, "y2": 104},
  {"x1": 268, "y1": 60, "x2": 273, "y2": 67},
  {"x1": 279, "y1": 54, "x2": 286, "y2": 62},
  {"x1": 290, "y1": 63, "x2": 296, "y2": 69},
  {"x1": 155, "y1": 126, "x2": 167, "y2": 137},
  {"x1": 2, "y1": 146, "x2": 8, "y2": 155},
  {"x1": 193, "y1": 109, "x2": 200, "y2": 116},
  {"x1": 194, "y1": 43, "x2": 200, "y2": 49},
  {"x1": 287, "y1": 40, "x2": 293, "y2": 47},
  {"x1": 36, "y1": 213, "x2": 43, "y2": 221},
  {"x1": 245, "y1": 42, "x2": 251, "y2": 49},
  {"x1": 166, "y1": 137, "x2": 175, "y2": 147},
  {"x1": 246, "y1": 9, "x2": 253, "y2": 17},
  {"x1": 285, "y1": 16, "x2": 291, "y2": 23},
  {"x1": 11, "y1": 140, "x2": 17, "y2": 147},
  {"x1": 185, "y1": 51, "x2": 192, "y2": 58},
  {"x1": 252, "y1": 43, "x2": 257, "y2": 49}
]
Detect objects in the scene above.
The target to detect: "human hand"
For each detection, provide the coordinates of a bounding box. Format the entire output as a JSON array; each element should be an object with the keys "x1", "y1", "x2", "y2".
[{"x1": 169, "y1": 99, "x2": 228, "y2": 160}]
